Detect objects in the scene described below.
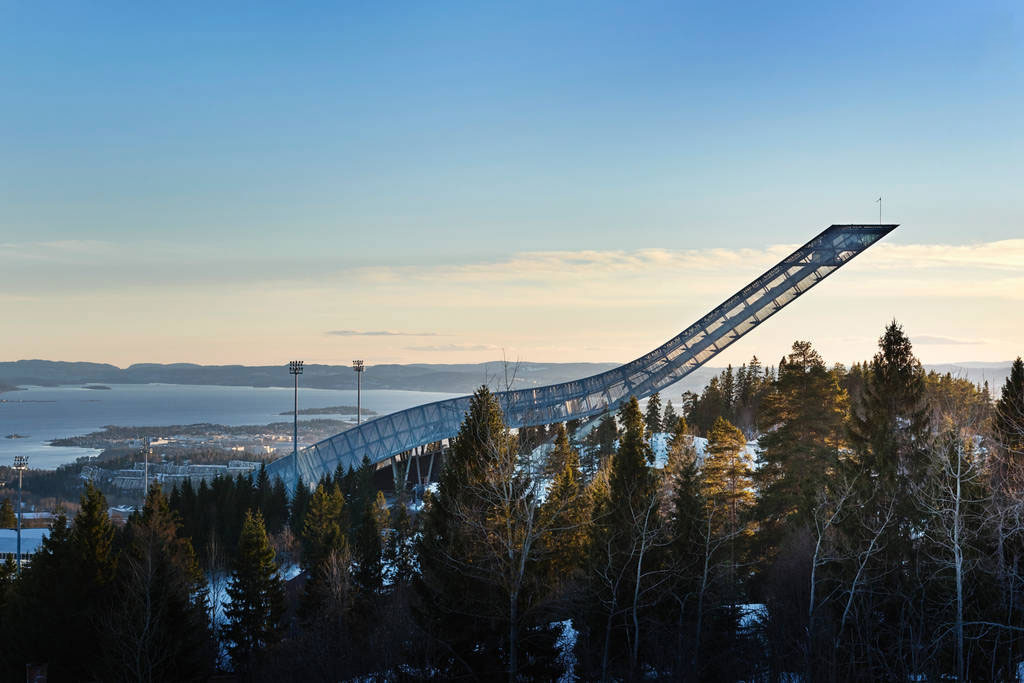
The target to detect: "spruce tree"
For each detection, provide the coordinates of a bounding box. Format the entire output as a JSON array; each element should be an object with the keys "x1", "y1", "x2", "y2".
[
  {"x1": 0, "y1": 499, "x2": 14, "y2": 529},
  {"x1": 73, "y1": 481, "x2": 118, "y2": 590},
  {"x1": 289, "y1": 476, "x2": 311, "y2": 537},
  {"x1": 586, "y1": 396, "x2": 661, "y2": 678},
  {"x1": 849, "y1": 320, "x2": 930, "y2": 490},
  {"x1": 416, "y1": 386, "x2": 557, "y2": 679},
  {"x1": 301, "y1": 481, "x2": 348, "y2": 571},
  {"x1": 645, "y1": 392, "x2": 663, "y2": 438},
  {"x1": 722, "y1": 365, "x2": 736, "y2": 420},
  {"x1": 104, "y1": 485, "x2": 214, "y2": 681},
  {"x1": 838, "y1": 321, "x2": 932, "y2": 676},
  {"x1": 223, "y1": 510, "x2": 286, "y2": 675},
  {"x1": 540, "y1": 430, "x2": 589, "y2": 585},
  {"x1": 4, "y1": 513, "x2": 79, "y2": 678},
  {"x1": 255, "y1": 463, "x2": 271, "y2": 514},
  {"x1": 416, "y1": 387, "x2": 508, "y2": 676},
  {"x1": 5, "y1": 485, "x2": 119, "y2": 679},
  {"x1": 264, "y1": 476, "x2": 290, "y2": 535},
  {"x1": 595, "y1": 413, "x2": 618, "y2": 462},
  {"x1": 352, "y1": 498, "x2": 383, "y2": 593},
  {"x1": 662, "y1": 400, "x2": 679, "y2": 434},
  {"x1": 385, "y1": 498, "x2": 416, "y2": 586},
  {"x1": 994, "y1": 357, "x2": 1024, "y2": 490},
  {"x1": 545, "y1": 422, "x2": 576, "y2": 477},
  {"x1": 662, "y1": 415, "x2": 711, "y2": 675}
]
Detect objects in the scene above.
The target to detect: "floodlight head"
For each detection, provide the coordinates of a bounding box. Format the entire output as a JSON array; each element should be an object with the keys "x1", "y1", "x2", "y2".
[
  {"x1": 289, "y1": 360, "x2": 304, "y2": 375},
  {"x1": 352, "y1": 360, "x2": 365, "y2": 372},
  {"x1": 13, "y1": 456, "x2": 28, "y2": 470}
]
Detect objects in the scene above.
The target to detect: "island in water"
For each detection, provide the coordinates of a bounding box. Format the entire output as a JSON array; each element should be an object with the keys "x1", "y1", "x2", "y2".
[
  {"x1": 82, "y1": 384, "x2": 112, "y2": 390},
  {"x1": 279, "y1": 405, "x2": 378, "y2": 416}
]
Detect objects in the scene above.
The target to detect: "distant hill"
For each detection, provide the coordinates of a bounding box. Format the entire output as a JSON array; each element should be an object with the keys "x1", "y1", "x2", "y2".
[
  {"x1": 0, "y1": 359, "x2": 1012, "y2": 398},
  {"x1": 923, "y1": 363, "x2": 1013, "y2": 394},
  {"x1": 0, "y1": 359, "x2": 625, "y2": 395}
]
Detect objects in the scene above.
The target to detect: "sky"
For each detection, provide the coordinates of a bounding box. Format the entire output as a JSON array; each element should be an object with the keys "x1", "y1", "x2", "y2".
[{"x1": 2, "y1": 1, "x2": 1022, "y2": 369}]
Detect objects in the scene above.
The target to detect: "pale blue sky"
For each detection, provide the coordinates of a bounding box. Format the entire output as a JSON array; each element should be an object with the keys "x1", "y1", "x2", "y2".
[{"x1": 2, "y1": 1, "x2": 1022, "y2": 366}]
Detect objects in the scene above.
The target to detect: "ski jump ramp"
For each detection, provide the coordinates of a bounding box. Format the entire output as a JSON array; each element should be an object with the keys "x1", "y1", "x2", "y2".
[{"x1": 267, "y1": 224, "x2": 897, "y2": 489}]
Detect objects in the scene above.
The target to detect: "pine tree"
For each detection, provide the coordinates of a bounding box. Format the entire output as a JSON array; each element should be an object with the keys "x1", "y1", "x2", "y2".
[
  {"x1": 370, "y1": 489, "x2": 389, "y2": 534},
  {"x1": 701, "y1": 415, "x2": 753, "y2": 626},
  {"x1": 223, "y1": 510, "x2": 286, "y2": 675},
  {"x1": 645, "y1": 392, "x2": 663, "y2": 438},
  {"x1": 754, "y1": 341, "x2": 848, "y2": 545},
  {"x1": 703, "y1": 417, "x2": 752, "y2": 538}
]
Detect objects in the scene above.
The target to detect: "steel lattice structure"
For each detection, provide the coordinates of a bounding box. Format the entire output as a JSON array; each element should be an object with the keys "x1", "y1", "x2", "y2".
[{"x1": 266, "y1": 224, "x2": 896, "y2": 488}]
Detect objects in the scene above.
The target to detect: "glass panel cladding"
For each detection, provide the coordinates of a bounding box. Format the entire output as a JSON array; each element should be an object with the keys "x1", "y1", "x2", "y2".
[{"x1": 266, "y1": 225, "x2": 896, "y2": 489}]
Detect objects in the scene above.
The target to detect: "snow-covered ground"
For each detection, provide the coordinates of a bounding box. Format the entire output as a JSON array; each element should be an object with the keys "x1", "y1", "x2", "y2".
[
  {"x1": 554, "y1": 619, "x2": 578, "y2": 682},
  {"x1": 649, "y1": 432, "x2": 759, "y2": 469}
]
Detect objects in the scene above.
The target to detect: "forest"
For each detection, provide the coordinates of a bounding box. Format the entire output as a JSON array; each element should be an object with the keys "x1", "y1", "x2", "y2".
[{"x1": 2, "y1": 321, "x2": 1024, "y2": 682}]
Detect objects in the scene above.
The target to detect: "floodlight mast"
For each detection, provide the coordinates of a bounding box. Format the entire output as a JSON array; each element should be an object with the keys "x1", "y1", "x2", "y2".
[
  {"x1": 141, "y1": 437, "x2": 153, "y2": 509},
  {"x1": 352, "y1": 360, "x2": 365, "y2": 425},
  {"x1": 12, "y1": 456, "x2": 27, "y2": 576},
  {"x1": 289, "y1": 361, "x2": 304, "y2": 482}
]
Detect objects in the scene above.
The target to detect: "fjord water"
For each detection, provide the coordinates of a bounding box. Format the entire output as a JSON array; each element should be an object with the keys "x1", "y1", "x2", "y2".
[{"x1": 0, "y1": 384, "x2": 459, "y2": 470}]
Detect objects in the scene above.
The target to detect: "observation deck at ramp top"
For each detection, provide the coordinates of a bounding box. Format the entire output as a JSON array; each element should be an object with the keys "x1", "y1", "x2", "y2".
[{"x1": 266, "y1": 224, "x2": 897, "y2": 490}]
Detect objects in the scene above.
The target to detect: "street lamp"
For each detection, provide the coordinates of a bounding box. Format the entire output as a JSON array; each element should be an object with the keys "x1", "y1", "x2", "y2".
[
  {"x1": 12, "y1": 456, "x2": 27, "y2": 576},
  {"x1": 289, "y1": 361, "x2": 304, "y2": 481},
  {"x1": 352, "y1": 360, "x2": 365, "y2": 425}
]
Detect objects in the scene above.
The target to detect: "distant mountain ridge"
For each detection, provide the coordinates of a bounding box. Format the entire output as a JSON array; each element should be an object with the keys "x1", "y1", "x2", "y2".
[
  {"x1": 0, "y1": 359, "x2": 1013, "y2": 397},
  {"x1": 0, "y1": 359, "x2": 625, "y2": 395}
]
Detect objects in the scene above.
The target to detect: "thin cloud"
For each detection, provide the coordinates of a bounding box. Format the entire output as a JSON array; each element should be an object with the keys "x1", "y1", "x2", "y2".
[
  {"x1": 913, "y1": 335, "x2": 984, "y2": 346},
  {"x1": 326, "y1": 330, "x2": 443, "y2": 337},
  {"x1": 0, "y1": 239, "x2": 115, "y2": 261},
  {"x1": 406, "y1": 343, "x2": 501, "y2": 352}
]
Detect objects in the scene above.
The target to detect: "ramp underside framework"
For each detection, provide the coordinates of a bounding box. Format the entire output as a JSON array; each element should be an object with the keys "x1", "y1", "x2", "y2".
[{"x1": 266, "y1": 224, "x2": 896, "y2": 489}]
